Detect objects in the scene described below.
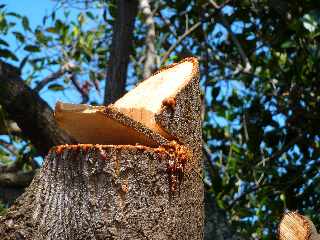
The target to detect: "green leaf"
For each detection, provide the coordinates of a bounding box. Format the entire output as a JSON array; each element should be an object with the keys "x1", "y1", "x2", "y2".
[
  {"x1": 7, "y1": 12, "x2": 21, "y2": 18},
  {"x1": 302, "y1": 11, "x2": 320, "y2": 33},
  {"x1": 22, "y1": 16, "x2": 31, "y2": 31},
  {"x1": 48, "y1": 83, "x2": 64, "y2": 91},
  {"x1": 46, "y1": 27, "x2": 58, "y2": 33},
  {"x1": 281, "y1": 40, "x2": 296, "y2": 49},
  {"x1": 0, "y1": 38, "x2": 9, "y2": 47},
  {"x1": 89, "y1": 70, "x2": 95, "y2": 82},
  {"x1": 86, "y1": 11, "x2": 95, "y2": 20},
  {"x1": 72, "y1": 26, "x2": 80, "y2": 37},
  {"x1": 0, "y1": 48, "x2": 18, "y2": 61},
  {"x1": 13, "y1": 31, "x2": 25, "y2": 43},
  {"x1": 35, "y1": 30, "x2": 48, "y2": 45},
  {"x1": 19, "y1": 55, "x2": 29, "y2": 70},
  {"x1": 78, "y1": 13, "x2": 85, "y2": 25},
  {"x1": 24, "y1": 45, "x2": 40, "y2": 52}
]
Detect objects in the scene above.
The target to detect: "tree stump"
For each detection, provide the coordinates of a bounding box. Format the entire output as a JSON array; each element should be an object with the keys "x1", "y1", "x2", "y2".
[
  {"x1": 0, "y1": 57, "x2": 204, "y2": 239},
  {"x1": 278, "y1": 211, "x2": 320, "y2": 240}
]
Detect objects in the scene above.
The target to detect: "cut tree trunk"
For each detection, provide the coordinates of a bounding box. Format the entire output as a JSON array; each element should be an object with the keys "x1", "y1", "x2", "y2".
[
  {"x1": 278, "y1": 211, "x2": 320, "y2": 240},
  {"x1": 0, "y1": 58, "x2": 204, "y2": 239},
  {"x1": 0, "y1": 143, "x2": 203, "y2": 239}
]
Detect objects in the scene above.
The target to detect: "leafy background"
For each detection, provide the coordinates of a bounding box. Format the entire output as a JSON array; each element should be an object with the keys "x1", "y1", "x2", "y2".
[{"x1": 1, "y1": 0, "x2": 320, "y2": 239}]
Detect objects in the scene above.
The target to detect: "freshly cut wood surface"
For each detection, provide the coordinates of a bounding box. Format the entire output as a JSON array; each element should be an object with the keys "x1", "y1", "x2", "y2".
[
  {"x1": 54, "y1": 58, "x2": 199, "y2": 146},
  {"x1": 55, "y1": 102, "x2": 168, "y2": 147},
  {"x1": 278, "y1": 211, "x2": 320, "y2": 240},
  {"x1": 114, "y1": 58, "x2": 196, "y2": 137}
]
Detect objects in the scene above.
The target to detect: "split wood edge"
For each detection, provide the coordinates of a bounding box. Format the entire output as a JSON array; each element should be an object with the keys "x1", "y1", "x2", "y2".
[{"x1": 54, "y1": 57, "x2": 199, "y2": 149}]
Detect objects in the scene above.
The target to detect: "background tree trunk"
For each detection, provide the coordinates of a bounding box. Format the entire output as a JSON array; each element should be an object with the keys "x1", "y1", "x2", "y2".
[
  {"x1": 104, "y1": 0, "x2": 139, "y2": 104},
  {"x1": 139, "y1": 0, "x2": 157, "y2": 79},
  {"x1": 0, "y1": 144, "x2": 203, "y2": 239}
]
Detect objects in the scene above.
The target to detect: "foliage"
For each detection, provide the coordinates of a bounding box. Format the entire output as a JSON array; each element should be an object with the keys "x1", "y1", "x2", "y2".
[
  {"x1": 0, "y1": 200, "x2": 7, "y2": 216},
  {"x1": 0, "y1": 1, "x2": 110, "y2": 172},
  {"x1": 1, "y1": 0, "x2": 320, "y2": 239}
]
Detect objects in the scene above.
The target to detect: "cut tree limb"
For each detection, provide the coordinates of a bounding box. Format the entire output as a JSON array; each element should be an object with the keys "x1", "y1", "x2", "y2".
[
  {"x1": 56, "y1": 57, "x2": 200, "y2": 149},
  {"x1": 278, "y1": 211, "x2": 320, "y2": 240},
  {"x1": 55, "y1": 102, "x2": 169, "y2": 147}
]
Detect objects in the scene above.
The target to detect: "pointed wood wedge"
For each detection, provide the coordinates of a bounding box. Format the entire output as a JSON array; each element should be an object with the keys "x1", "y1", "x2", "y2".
[
  {"x1": 55, "y1": 57, "x2": 200, "y2": 149},
  {"x1": 54, "y1": 102, "x2": 168, "y2": 147}
]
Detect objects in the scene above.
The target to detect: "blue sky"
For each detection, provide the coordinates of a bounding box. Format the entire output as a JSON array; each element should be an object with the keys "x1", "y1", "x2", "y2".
[
  {"x1": 1, "y1": 0, "x2": 96, "y2": 107},
  {"x1": 1, "y1": 1, "x2": 84, "y2": 163},
  {"x1": 2, "y1": 1, "x2": 55, "y2": 28}
]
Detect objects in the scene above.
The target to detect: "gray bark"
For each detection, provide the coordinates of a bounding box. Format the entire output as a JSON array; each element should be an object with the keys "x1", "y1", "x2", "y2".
[{"x1": 0, "y1": 144, "x2": 204, "y2": 239}]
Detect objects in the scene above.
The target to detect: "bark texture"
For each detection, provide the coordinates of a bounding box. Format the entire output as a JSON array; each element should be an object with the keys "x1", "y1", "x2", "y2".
[
  {"x1": 104, "y1": 0, "x2": 139, "y2": 104},
  {"x1": 0, "y1": 61, "x2": 76, "y2": 156},
  {"x1": 0, "y1": 57, "x2": 204, "y2": 239},
  {"x1": 0, "y1": 144, "x2": 203, "y2": 239}
]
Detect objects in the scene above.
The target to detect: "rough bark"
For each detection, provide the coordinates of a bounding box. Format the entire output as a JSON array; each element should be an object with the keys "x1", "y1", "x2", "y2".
[
  {"x1": 104, "y1": 0, "x2": 139, "y2": 104},
  {"x1": 0, "y1": 57, "x2": 204, "y2": 239},
  {"x1": 0, "y1": 143, "x2": 203, "y2": 239},
  {"x1": 0, "y1": 61, "x2": 76, "y2": 157}
]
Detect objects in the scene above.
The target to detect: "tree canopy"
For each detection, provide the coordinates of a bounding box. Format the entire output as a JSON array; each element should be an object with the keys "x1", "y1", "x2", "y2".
[{"x1": 0, "y1": 0, "x2": 320, "y2": 239}]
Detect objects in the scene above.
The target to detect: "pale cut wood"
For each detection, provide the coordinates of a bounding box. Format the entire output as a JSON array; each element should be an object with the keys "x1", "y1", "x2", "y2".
[
  {"x1": 54, "y1": 58, "x2": 199, "y2": 146},
  {"x1": 55, "y1": 102, "x2": 168, "y2": 147},
  {"x1": 114, "y1": 58, "x2": 196, "y2": 137},
  {"x1": 278, "y1": 211, "x2": 320, "y2": 240}
]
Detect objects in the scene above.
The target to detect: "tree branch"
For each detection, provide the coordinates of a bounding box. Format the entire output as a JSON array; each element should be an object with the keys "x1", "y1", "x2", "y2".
[
  {"x1": 209, "y1": 0, "x2": 252, "y2": 73},
  {"x1": 0, "y1": 170, "x2": 36, "y2": 188},
  {"x1": 104, "y1": 0, "x2": 139, "y2": 104},
  {"x1": 70, "y1": 74, "x2": 90, "y2": 104},
  {"x1": 0, "y1": 60, "x2": 76, "y2": 157},
  {"x1": 34, "y1": 62, "x2": 77, "y2": 92},
  {"x1": 257, "y1": 134, "x2": 304, "y2": 167},
  {"x1": 160, "y1": 21, "x2": 201, "y2": 65}
]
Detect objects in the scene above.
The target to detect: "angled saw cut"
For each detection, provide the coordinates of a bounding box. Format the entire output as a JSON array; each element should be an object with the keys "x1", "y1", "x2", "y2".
[{"x1": 54, "y1": 57, "x2": 200, "y2": 147}]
